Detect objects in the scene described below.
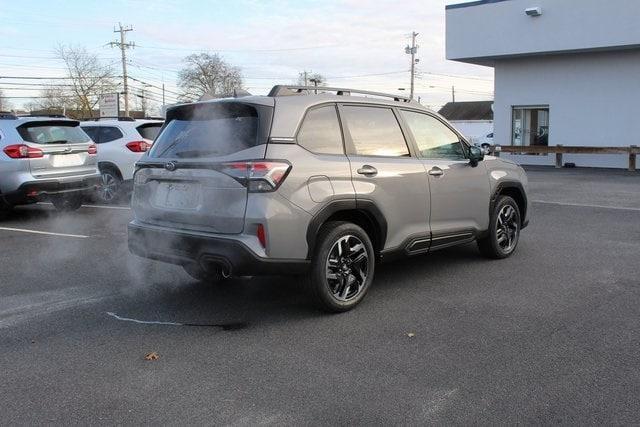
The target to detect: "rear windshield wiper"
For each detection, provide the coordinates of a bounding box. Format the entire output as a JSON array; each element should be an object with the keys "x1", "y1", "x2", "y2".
[{"x1": 47, "y1": 140, "x2": 68, "y2": 144}]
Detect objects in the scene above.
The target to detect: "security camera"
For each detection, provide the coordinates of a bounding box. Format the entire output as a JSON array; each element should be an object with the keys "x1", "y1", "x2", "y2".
[{"x1": 525, "y1": 7, "x2": 542, "y2": 16}]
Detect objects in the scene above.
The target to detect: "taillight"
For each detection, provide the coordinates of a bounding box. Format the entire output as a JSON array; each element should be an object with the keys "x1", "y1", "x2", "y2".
[
  {"x1": 221, "y1": 161, "x2": 291, "y2": 192},
  {"x1": 88, "y1": 144, "x2": 97, "y2": 155},
  {"x1": 256, "y1": 224, "x2": 267, "y2": 248},
  {"x1": 3, "y1": 144, "x2": 43, "y2": 159},
  {"x1": 126, "y1": 140, "x2": 151, "y2": 153}
]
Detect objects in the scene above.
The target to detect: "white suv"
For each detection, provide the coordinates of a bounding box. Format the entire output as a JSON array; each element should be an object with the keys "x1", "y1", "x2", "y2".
[{"x1": 81, "y1": 117, "x2": 163, "y2": 202}]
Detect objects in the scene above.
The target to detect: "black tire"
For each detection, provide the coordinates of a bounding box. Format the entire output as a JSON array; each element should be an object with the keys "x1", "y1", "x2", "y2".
[
  {"x1": 0, "y1": 201, "x2": 12, "y2": 219},
  {"x1": 477, "y1": 195, "x2": 521, "y2": 259},
  {"x1": 183, "y1": 263, "x2": 225, "y2": 284},
  {"x1": 96, "y1": 168, "x2": 122, "y2": 204},
  {"x1": 308, "y1": 221, "x2": 375, "y2": 313},
  {"x1": 51, "y1": 194, "x2": 83, "y2": 211}
]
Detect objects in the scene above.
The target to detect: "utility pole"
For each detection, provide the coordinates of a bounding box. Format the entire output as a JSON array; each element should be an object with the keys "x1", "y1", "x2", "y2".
[
  {"x1": 303, "y1": 71, "x2": 308, "y2": 86},
  {"x1": 405, "y1": 32, "x2": 419, "y2": 100},
  {"x1": 452, "y1": 86, "x2": 456, "y2": 103},
  {"x1": 110, "y1": 23, "x2": 134, "y2": 117},
  {"x1": 309, "y1": 78, "x2": 319, "y2": 94},
  {"x1": 162, "y1": 83, "x2": 165, "y2": 106}
]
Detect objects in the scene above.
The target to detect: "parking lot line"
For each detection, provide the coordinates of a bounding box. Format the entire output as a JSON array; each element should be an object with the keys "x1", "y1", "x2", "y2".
[
  {"x1": 0, "y1": 227, "x2": 89, "y2": 239},
  {"x1": 36, "y1": 202, "x2": 131, "y2": 211},
  {"x1": 532, "y1": 200, "x2": 640, "y2": 212}
]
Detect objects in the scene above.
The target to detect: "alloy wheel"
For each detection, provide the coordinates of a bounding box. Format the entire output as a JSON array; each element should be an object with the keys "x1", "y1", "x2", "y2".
[
  {"x1": 325, "y1": 235, "x2": 369, "y2": 302},
  {"x1": 98, "y1": 172, "x2": 118, "y2": 202},
  {"x1": 496, "y1": 204, "x2": 519, "y2": 253}
]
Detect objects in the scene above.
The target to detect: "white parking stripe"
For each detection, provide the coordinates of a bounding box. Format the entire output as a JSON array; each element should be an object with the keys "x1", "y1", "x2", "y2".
[
  {"x1": 0, "y1": 227, "x2": 89, "y2": 238},
  {"x1": 37, "y1": 202, "x2": 131, "y2": 210},
  {"x1": 532, "y1": 200, "x2": 640, "y2": 212},
  {"x1": 80, "y1": 204, "x2": 131, "y2": 211}
]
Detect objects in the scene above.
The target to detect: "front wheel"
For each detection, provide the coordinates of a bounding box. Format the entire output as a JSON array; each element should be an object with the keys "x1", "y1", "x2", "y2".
[
  {"x1": 308, "y1": 221, "x2": 375, "y2": 313},
  {"x1": 51, "y1": 194, "x2": 83, "y2": 211},
  {"x1": 477, "y1": 195, "x2": 521, "y2": 259}
]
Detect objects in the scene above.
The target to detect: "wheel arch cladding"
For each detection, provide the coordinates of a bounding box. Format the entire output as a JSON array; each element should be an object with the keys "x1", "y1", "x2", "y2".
[
  {"x1": 492, "y1": 181, "x2": 527, "y2": 226},
  {"x1": 98, "y1": 161, "x2": 123, "y2": 180},
  {"x1": 306, "y1": 199, "x2": 387, "y2": 259}
]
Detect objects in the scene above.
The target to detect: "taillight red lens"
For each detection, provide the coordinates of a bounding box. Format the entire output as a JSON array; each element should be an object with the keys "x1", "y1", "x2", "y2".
[
  {"x1": 256, "y1": 224, "x2": 267, "y2": 248},
  {"x1": 220, "y1": 161, "x2": 291, "y2": 192},
  {"x1": 3, "y1": 144, "x2": 43, "y2": 159},
  {"x1": 126, "y1": 140, "x2": 151, "y2": 152},
  {"x1": 88, "y1": 144, "x2": 97, "y2": 155}
]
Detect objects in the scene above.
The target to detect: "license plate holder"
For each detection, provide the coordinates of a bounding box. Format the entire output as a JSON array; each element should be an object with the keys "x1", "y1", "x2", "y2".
[
  {"x1": 154, "y1": 181, "x2": 201, "y2": 210},
  {"x1": 52, "y1": 153, "x2": 82, "y2": 167}
]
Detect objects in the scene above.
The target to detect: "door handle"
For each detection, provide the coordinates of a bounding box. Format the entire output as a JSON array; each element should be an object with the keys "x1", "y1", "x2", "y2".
[
  {"x1": 428, "y1": 167, "x2": 444, "y2": 177},
  {"x1": 357, "y1": 165, "x2": 378, "y2": 177}
]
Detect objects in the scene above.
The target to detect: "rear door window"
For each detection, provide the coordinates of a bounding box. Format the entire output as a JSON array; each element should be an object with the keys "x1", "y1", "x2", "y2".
[
  {"x1": 81, "y1": 126, "x2": 101, "y2": 143},
  {"x1": 149, "y1": 103, "x2": 264, "y2": 159},
  {"x1": 136, "y1": 123, "x2": 163, "y2": 140},
  {"x1": 341, "y1": 106, "x2": 410, "y2": 157},
  {"x1": 297, "y1": 105, "x2": 344, "y2": 155},
  {"x1": 99, "y1": 127, "x2": 124, "y2": 143},
  {"x1": 18, "y1": 121, "x2": 90, "y2": 144}
]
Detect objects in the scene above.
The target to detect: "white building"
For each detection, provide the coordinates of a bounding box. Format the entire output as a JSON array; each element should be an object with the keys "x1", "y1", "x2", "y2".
[{"x1": 446, "y1": 0, "x2": 640, "y2": 168}]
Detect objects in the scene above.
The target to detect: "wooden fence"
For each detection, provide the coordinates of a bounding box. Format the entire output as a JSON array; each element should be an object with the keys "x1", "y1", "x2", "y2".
[{"x1": 488, "y1": 145, "x2": 639, "y2": 171}]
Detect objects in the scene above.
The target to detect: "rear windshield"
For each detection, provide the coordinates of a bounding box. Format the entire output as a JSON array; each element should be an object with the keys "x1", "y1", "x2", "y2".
[
  {"x1": 18, "y1": 121, "x2": 90, "y2": 144},
  {"x1": 148, "y1": 103, "x2": 261, "y2": 159},
  {"x1": 136, "y1": 123, "x2": 163, "y2": 141}
]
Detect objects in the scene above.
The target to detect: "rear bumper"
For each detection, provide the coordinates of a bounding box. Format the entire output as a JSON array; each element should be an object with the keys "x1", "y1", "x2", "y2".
[
  {"x1": 1, "y1": 174, "x2": 100, "y2": 205},
  {"x1": 127, "y1": 221, "x2": 310, "y2": 276}
]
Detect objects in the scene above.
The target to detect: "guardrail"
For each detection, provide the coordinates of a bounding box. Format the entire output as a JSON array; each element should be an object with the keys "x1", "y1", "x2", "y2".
[{"x1": 488, "y1": 145, "x2": 639, "y2": 171}]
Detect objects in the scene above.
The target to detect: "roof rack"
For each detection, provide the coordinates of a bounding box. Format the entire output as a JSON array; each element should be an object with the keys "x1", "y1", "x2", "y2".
[
  {"x1": 84, "y1": 116, "x2": 136, "y2": 122},
  {"x1": 0, "y1": 111, "x2": 18, "y2": 120},
  {"x1": 23, "y1": 113, "x2": 67, "y2": 118},
  {"x1": 268, "y1": 85, "x2": 413, "y2": 103}
]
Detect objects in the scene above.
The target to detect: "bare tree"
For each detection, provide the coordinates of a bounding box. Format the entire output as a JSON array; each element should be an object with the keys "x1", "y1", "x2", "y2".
[
  {"x1": 297, "y1": 72, "x2": 327, "y2": 87},
  {"x1": 177, "y1": 53, "x2": 243, "y2": 100},
  {"x1": 55, "y1": 44, "x2": 118, "y2": 118},
  {"x1": 35, "y1": 86, "x2": 70, "y2": 111},
  {"x1": 0, "y1": 89, "x2": 11, "y2": 111}
]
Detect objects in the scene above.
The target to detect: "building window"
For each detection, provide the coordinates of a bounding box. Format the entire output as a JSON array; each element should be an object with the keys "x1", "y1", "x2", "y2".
[{"x1": 512, "y1": 106, "x2": 549, "y2": 147}]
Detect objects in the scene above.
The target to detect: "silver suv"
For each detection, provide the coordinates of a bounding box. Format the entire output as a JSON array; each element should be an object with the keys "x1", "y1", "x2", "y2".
[
  {"x1": 128, "y1": 86, "x2": 529, "y2": 312},
  {"x1": 0, "y1": 113, "x2": 100, "y2": 212}
]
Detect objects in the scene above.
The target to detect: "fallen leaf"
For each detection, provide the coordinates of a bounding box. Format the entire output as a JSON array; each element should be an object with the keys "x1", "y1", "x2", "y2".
[
  {"x1": 144, "y1": 352, "x2": 159, "y2": 361},
  {"x1": 406, "y1": 332, "x2": 415, "y2": 338}
]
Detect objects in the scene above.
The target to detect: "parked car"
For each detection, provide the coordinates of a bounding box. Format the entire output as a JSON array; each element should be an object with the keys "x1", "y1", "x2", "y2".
[
  {"x1": 128, "y1": 86, "x2": 529, "y2": 312},
  {"x1": 0, "y1": 113, "x2": 99, "y2": 212},
  {"x1": 474, "y1": 132, "x2": 493, "y2": 153},
  {"x1": 81, "y1": 117, "x2": 163, "y2": 203}
]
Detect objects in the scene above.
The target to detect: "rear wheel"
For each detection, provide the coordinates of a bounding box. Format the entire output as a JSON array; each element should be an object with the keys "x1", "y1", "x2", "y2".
[
  {"x1": 308, "y1": 221, "x2": 375, "y2": 313},
  {"x1": 0, "y1": 200, "x2": 12, "y2": 218},
  {"x1": 51, "y1": 194, "x2": 83, "y2": 212},
  {"x1": 477, "y1": 195, "x2": 521, "y2": 259},
  {"x1": 96, "y1": 169, "x2": 122, "y2": 204}
]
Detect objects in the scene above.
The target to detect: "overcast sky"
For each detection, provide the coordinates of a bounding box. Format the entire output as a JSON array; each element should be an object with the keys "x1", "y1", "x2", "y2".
[{"x1": 0, "y1": 0, "x2": 493, "y2": 110}]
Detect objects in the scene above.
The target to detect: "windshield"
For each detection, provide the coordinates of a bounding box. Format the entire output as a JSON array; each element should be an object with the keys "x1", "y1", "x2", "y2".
[
  {"x1": 149, "y1": 103, "x2": 260, "y2": 159},
  {"x1": 17, "y1": 121, "x2": 90, "y2": 144}
]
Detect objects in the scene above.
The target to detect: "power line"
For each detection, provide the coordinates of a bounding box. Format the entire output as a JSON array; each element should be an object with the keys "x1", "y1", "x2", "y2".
[{"x1": 134, "y1": 43, "x2": 343, "y2": 53}]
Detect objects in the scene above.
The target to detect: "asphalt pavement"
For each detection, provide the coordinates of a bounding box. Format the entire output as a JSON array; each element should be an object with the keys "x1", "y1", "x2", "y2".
[{"x1": 1, "y1": 166, "x2": 639, "y2": 425}]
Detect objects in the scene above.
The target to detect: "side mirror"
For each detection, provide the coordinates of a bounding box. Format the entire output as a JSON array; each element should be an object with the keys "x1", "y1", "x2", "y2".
[{"x1": 468, "y1": 146, "x2": 484, "y2": 166}]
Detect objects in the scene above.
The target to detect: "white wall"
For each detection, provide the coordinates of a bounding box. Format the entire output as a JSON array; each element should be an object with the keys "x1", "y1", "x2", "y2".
[
  {"x1": 450, "y1": 120, "x2": 493, "y2": 144},
  {"x1": 493, "y1": 50, "x2": 640, "y2": 168},
  {"x1": 447, "y1": 0, "x2": 640, "y2": 64}
]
